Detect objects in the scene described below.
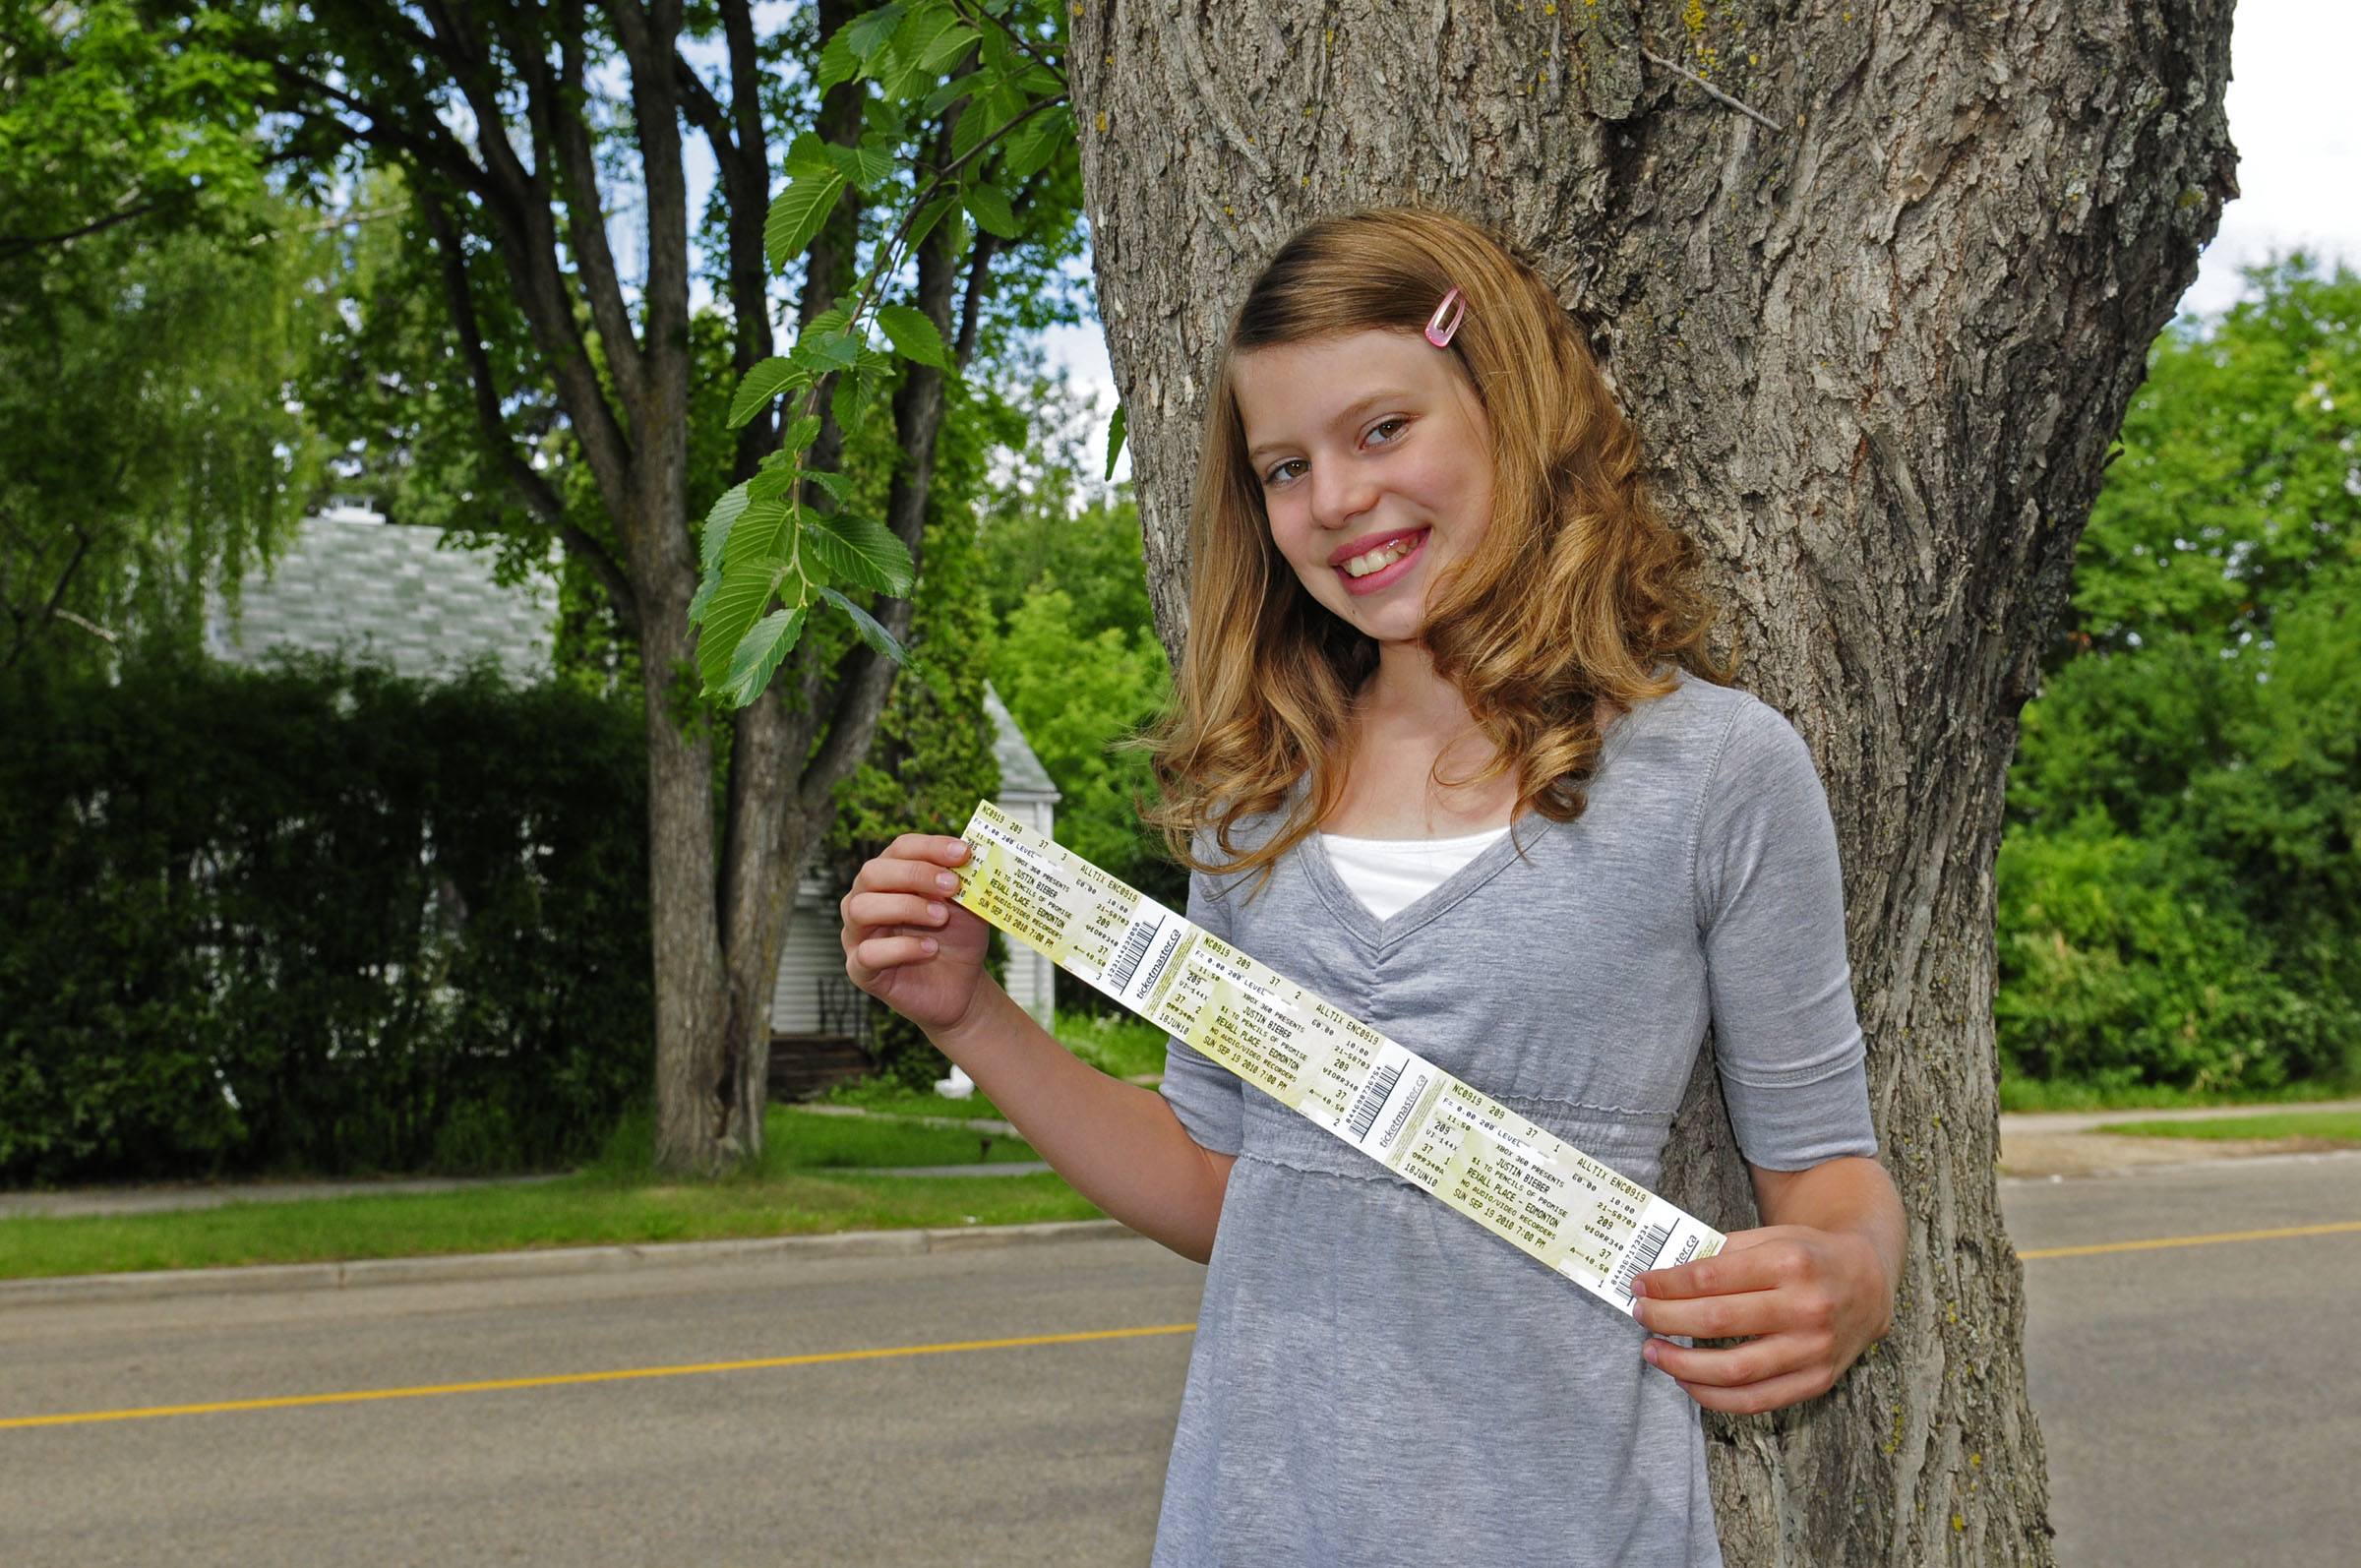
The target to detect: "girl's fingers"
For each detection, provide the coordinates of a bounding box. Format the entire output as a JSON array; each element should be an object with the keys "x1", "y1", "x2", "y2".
[
  {"x1": 1645, "y1": 1330, "x2": 1828, "y2": 1391},
  {"x1": 853, "y1": 933, "x2": 939, "y2": 971},
  {"x1": 845, "y1": 853, "x2": 969, "y2": 912},
  {"x1": 888, "y1": 832, "x2": 972, "y2": 866},
  {"x1": 844, "y1": 890, "x2": 949, "y2": 930},
  {"x1": 1668, "y1": 1362, "x2": 1832, "y2": 1417},
  {"x1": 1631, "y1": 1286, "x2": 1784, "y2": 1341}
]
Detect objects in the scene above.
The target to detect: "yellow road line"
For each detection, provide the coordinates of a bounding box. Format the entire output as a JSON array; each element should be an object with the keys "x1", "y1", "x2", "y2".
[
  {"x1": 2017, "y1": 1219, "x2": 2361, "y2": 1260},
  {"x1": 0, "y1": 1322, "x2": 1197, "y2": 1431},
  {"x1": 10, "y1": 1220, "x2": 2359, "y2": 1431}
]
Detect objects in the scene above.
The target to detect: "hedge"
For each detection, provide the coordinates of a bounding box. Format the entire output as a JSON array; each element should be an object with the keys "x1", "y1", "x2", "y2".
[{"x1": 0, "y1": 652, "x2": 651, "y2": 1184}]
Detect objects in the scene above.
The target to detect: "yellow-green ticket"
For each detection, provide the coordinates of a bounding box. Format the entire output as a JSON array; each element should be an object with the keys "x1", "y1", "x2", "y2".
[{"x1": 949, "y1": 799, "x2": 1724, "y2": 1317}]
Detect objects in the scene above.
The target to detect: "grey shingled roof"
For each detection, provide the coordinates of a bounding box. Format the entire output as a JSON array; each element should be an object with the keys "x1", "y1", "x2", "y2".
[
  {"x1": 206, "y1": 512, "x2": 558, "y2": 686},
  {"x1": 210, "y1": 512, "x2": 1061, "y2": 808}
]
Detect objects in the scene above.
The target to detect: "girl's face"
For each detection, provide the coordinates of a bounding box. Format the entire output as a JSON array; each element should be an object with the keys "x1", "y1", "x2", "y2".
[{"x1": 1232, "y1": 328, "x2": 1495, "y2": 646}]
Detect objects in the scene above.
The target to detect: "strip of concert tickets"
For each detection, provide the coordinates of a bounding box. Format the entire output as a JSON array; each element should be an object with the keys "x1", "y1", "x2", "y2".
[{"x1": 948, "y1": 799, "x2": 1724, "y2": 1318}]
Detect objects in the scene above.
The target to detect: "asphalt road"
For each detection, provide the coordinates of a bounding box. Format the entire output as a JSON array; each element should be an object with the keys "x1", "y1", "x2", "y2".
[{"x1": 4, "y1": 1153, "x2": 2357, "y2": 1566}]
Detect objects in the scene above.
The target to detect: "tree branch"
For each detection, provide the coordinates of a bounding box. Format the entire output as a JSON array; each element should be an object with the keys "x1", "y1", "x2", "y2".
[
  {"x1": 548, "y1": 0, "x2": 646, "y2": 408},
  {"x1": 604, "y1": 0, "x2": 692, "y2": 378},
  {"x1": 420, "y1": 189, "x2": 642, "y2": 636},
  {"x1": 0, "y1": 198, "x2": 164, "y2": 262},
  {"x1": 947, "y1": 0, "x2": 1063, "y2": 85},
  {"x1": 0, "y1": 521, "x2": 96, "y2": 675}
]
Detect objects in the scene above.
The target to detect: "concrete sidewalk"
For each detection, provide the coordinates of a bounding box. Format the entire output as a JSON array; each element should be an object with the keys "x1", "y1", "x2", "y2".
[
  {"x1": 1997, "y1": 1098, "x2": 2361, "y2": 1178},
  {"x1": 0, "y1": 1103, "x2": 1035, "y2": 1221},
  {"x1": 7, "y1": 1100, "x2": 2355, "y2": 1306}
]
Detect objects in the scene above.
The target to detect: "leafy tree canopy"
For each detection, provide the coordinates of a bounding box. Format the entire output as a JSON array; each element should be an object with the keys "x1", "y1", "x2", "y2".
[{"x1": 2001, "y1": 254, "x2": 2361, "y2": 1092}]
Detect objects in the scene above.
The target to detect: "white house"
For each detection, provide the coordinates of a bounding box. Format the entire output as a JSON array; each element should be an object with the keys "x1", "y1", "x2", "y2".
[{"x1": 205, "y1": 508, "x2": 1061, "y2": 1060}]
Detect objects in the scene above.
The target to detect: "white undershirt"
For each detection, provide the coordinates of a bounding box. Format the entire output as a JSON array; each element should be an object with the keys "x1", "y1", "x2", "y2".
[{"x1": 1317, "y1": 825, "x2": 1511, "y2": 921}]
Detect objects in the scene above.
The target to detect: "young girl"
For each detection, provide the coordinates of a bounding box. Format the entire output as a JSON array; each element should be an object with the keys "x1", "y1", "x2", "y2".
[{"x1": 840, "y1": 206, "x2": 1904, "y2": 1567}]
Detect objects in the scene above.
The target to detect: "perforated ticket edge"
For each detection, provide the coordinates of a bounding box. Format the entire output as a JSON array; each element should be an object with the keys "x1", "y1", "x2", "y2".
[{"x1": 947, "y1": 799, "x2": 1724, "y2": 1318}]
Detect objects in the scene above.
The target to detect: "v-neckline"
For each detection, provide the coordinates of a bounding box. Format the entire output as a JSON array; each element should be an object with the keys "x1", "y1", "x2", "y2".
[
  {"x1": 1301, "y1": 812, "x2": 1531, "y2": 947},
  {"x1": 1292, "y1": 689, "x2": 1657, "y2": 949}
]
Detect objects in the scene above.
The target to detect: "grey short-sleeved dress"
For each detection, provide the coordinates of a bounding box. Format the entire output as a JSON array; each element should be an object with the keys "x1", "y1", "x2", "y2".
[{"x1": 1153, "y1": 670, "x2": 1880, "y2": 1568}]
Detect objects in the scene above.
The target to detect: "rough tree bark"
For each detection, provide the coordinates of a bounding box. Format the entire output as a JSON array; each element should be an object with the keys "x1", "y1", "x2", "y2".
[{"x1": 1067, "y1": 1, "x2": 2234, "y2": 1561}]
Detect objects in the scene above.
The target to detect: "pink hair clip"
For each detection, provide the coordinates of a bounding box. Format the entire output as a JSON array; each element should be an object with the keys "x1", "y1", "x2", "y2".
[{"x1": 1424, "y1": 286, "x2": 1466, "y2": 348}]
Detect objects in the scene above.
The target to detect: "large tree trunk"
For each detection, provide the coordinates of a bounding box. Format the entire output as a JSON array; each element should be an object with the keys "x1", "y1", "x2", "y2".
[{"x1": 1068, "y1": 2, "x2": 2234, "y2": 1561}]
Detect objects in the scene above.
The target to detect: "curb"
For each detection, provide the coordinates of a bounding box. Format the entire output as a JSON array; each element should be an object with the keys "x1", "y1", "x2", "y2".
[{"x1": 0, "y1": 1218, "x2": 1141, "y2": 1307}]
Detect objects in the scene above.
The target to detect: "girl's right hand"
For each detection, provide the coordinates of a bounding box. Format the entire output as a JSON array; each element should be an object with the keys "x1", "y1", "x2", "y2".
[{"x1": 839, "y1": 833, "x2": 993, "y2": 1037}]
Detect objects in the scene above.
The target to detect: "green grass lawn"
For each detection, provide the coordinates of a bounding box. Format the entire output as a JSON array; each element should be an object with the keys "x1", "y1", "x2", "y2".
[
  {"x1": 0, "y1": 1108, "x2": 1092, "y2": 1283},
  {"x1": 2090, "y1": 1110, "x2": 2361, "y2": 1145},
  {"x1": 1999, "y1": 1075, "x2": 2361, "y2": 1114},
  {"x1": 810, "y1": 1006, "x2": 1171, "y2": 1122}
]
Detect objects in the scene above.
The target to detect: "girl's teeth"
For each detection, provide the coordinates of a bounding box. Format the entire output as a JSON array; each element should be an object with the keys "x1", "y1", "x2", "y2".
[{"x1": 1344, "y1": 535, "x2": 1421, "y2": 577}]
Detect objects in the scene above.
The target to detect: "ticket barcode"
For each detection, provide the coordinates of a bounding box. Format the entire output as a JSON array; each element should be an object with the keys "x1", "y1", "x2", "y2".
[
  {"x1": 1608, "y1": 1221, "x2": 1675, "y2": 1300},
  {"x1": 1345, "y1": 1061, "x2": 1404, "y2": 1141},
  {"x1": 1105, "y1": 917, "x2": 1160, "y2": 994}
]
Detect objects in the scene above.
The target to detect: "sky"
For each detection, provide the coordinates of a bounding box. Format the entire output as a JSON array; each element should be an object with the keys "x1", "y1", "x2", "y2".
[{"x1": 1038, "y1": 0, "x2": 2359, "y2": 480}]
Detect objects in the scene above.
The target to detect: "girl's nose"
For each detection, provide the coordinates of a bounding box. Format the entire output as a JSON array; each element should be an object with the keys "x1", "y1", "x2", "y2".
[{"x1": 1308, "y1": 461, "x2": 1376, "y2": 530}]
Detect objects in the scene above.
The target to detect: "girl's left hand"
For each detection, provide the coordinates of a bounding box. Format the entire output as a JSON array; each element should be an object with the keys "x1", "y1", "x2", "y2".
[{"x1": 1628, "y1": 1224, "x2": 1894, "y2": 1415}]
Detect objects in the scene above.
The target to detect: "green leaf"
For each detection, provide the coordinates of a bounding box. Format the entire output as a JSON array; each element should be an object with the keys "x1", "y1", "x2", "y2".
[
  {"x1": 800, "y1": 306, "x2": 854, "y2": 339},
  {"x1": 964, "y1": 182, "x2": 1019, "y2": 239},
  {"x1": 700, "y1": 481, "x2": 754, "y2": 576},
  {"x1": 923, "y1": 70, "x2": 988, "y2": 119},
  {"x1": 784, "y1": 132, "x2": 836, "y2": 178},
  {"x1": 805, "y1": 511, "x2": 915, "y2": 596},
  {"x1": 802, "y1": 467, "x2": 855, "y2": 507},
  {"x1": 780, "y1": 413, "x2": 824, "y2": 454},
  {"x1": 817, "y1": 24, "x2": 863, "y2": 90},
  {"x1": 919, "y1": 21, "x2": 982, "y2": 73},
  {"x1": 764, "y1": 167, "x2": 848, "y2": 271},
  {"x1": 879, "y1": 5, "x2": 962, "y2": 100},
  {"x1": 720, "y1": 607, "x2": 809, "y2": 708},
  {"x1": 727, "y1": 357, "x2": 808, "y2": 430},
  {"x1": 747, "y1": 459, "x2": 799, "y2": 504},
  {"x1": 1104, "y1": 401, "x2": 1127, "y2": 481},
  {"x1": 821, "y1": 140, "x2": 897, "y2": 192},
  {"x1": 688, "y1": 568, "x2": 720, "y2": 627},
  {"x1": 906, "y1": 193, "x2": 959, "y2": 252},
  {"x1": 950, "y1": 80, "x2": 1027, "y2": 165},
  {"x1": 790, "y1": 322, "x2": 861, "y2": 374},
  {"x1": 845, "y1": 3, "x2": 908, "y2": 69},
  {"x1": 876, "y1": 304, "x2": 950, "y2": 369},
  {"x1": 820, "y1": 586, "x2": 908, "y2": 664},
  {"x1": 722, "y1": 497, "x2": 796, "y2": 574},
  {"x1": 1002, "y1": 110, "x2": 1073, "y2": 182},
  {"x1": 696, "y1": 556, "x2": 785, "y2": 695},
  {"x1": 831, "y1": 368, "x2": 867, "y2": 436}
]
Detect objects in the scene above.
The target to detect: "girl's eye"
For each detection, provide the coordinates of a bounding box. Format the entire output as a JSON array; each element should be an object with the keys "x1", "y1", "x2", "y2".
[{"x1": 1261, "y1": 418, "x2": 1409, "y2": 489}]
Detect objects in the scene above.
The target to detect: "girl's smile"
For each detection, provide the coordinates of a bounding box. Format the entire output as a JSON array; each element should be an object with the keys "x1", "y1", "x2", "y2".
[{"x1": 1329, "y1": 526, "x2": 1429, "y2": 594}]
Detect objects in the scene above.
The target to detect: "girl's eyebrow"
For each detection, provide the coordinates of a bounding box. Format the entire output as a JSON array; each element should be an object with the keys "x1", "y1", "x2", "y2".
[{"x1": 1246, "y1": 389, "x2": 1418, "y2": 461}]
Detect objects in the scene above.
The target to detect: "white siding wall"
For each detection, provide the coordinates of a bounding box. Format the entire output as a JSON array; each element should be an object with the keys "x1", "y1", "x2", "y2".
[{"x1": 770, "y1": 875, "x2": 845, "y2": 1034}]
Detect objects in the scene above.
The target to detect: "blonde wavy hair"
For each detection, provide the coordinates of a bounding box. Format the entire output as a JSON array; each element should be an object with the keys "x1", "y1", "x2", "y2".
[{"x1": 1138, "y1": 205, "x2": 1736, "y2": 890}]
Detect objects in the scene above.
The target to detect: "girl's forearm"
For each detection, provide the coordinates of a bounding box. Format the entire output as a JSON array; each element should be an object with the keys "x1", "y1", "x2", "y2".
[{"x1": 926, "y1": 981, "x2": 1233, "y2": 1263}]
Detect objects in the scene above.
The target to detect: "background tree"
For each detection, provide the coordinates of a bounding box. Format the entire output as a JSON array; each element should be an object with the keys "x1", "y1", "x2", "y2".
[
  {"x1": 0, "y1": 2, "x2": 327, "y2": 676},
  {"x1": 1997, "y1": 257, "x2": 2361, "y2": 1098},
  {"x1": 220, "y1": 0, "x2": 1088, "y2": 1172},
  {"x1": 1063, "y1": 3, "x2": 2236, "y2": 1563},
  {"x1": 970, "y1": 361, "x2": 1179, "y2": 908}
]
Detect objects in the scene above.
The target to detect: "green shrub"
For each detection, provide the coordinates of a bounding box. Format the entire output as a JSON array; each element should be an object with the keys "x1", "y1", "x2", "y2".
[{"x1": 0, "y1": 652, "x2": 651, "y2": 1183}]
